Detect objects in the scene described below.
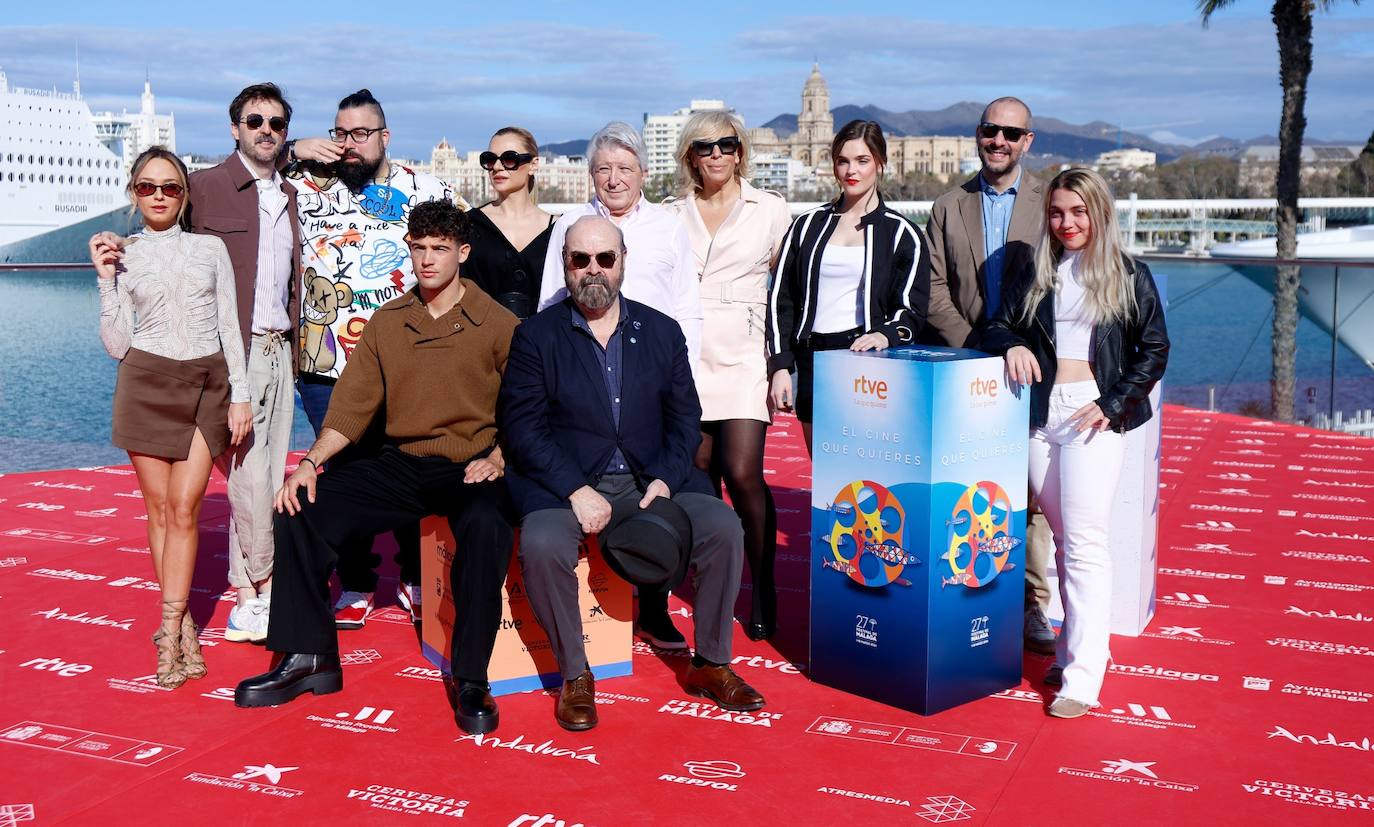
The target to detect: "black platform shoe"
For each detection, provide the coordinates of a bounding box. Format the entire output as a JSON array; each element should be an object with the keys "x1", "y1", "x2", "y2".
[
  {"x1": 235, "y1": 652, "x2": 342, "y2": 707},
  {"x1": 455, "y1": 680, "x2": 500, "y2": 734}
]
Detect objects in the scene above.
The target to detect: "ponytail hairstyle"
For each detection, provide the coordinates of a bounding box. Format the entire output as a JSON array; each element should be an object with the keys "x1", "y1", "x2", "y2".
[
  {"x1": 493, "y1": 126, "x2": 539, "y2": 193},
  {"x1": 1022, "y1": 167, "x2": 1136, "y2": 326}
]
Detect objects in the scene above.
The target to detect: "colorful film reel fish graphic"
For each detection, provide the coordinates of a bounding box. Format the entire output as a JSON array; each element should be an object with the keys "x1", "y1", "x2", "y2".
[
  {"x1": 824, "y1": 480, "x2": 917, "y2": 588},
  {"x1": 942, "y1": 480, "x2": 1020, "y2": 588}
]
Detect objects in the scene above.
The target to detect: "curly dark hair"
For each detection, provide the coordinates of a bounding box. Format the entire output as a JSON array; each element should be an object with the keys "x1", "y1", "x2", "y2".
[{"x1": 407, "y1": 200, "x2": 469, "y2": 245}]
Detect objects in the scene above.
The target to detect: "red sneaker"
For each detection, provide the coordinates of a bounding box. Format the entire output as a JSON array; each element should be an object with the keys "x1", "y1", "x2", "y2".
[{"x1": 333, "y1": 591, "x2": 374, "y2": 630}]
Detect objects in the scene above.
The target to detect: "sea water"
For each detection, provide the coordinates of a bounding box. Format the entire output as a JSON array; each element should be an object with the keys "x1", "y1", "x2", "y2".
[{"x1": 0, "y1": 264, "x2": 1369, "y2": 473}]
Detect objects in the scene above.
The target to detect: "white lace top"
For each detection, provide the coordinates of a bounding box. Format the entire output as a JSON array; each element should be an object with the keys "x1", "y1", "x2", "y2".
[{"x1": 98, "y1": 225, "x2": 249, "y2": 402}]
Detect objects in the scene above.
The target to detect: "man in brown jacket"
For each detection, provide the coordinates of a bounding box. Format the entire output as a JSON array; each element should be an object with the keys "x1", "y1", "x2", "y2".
[
  {"x1": 235, "y1": 200, "x2": 518, "y2": 737},
  {"x1": 925, "y1": 96, "x2": 1055, "y2": 656},
  {"x1": 184, "y1": 83, "x2": 303, "y2": 644}
]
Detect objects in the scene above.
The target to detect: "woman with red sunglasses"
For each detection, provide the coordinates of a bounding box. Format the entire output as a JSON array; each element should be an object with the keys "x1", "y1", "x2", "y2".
[
  {"x1": 89, "y1": 146, "x2": 252, "y2": 689},
  {"x1": 463, "y1": 127, "x2": 556, "y2": 319}
]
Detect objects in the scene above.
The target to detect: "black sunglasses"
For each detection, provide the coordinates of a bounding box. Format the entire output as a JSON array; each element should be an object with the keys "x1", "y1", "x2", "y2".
[
  {"x1": 240, "y1": 114, "x2": 288, "y2": 133},
  {"x1": 691, "y1": 136, "x2": 742, "y2": 157},
  {"x1": 567, "y1": 250, "x2": 619, "y2": 269},
  {"x1": 978, "y1": 122, "x2": 1030, "y2": 142},
  {"x1": 479, "y1": 150, "x2": 535, "y2": 171},
  {"x1": 133, "y1": 182, "x2": 186, "y2": 198}
]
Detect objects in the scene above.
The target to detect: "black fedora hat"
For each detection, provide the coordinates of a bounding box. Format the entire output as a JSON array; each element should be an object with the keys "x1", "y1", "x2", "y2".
[{"x1": 600, "y1": 496, "x2": 692, "y2": 588}]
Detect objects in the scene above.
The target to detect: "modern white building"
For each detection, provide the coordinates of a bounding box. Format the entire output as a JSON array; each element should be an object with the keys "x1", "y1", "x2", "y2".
[
  {"x1": 642, "y1": 99, "x2": 734, "y2": 179},
  {"x1": 1095, "y1": 147, "x2": 1157, "y2": 173},
  {"x1": 751, "y1": 152, "x2": 809, "y2": 196},
  {"x1": 89, "y1": 76, "x2": 176, "y2": 173}
]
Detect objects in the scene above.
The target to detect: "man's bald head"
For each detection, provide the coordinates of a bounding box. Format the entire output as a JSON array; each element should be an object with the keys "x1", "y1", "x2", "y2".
[{"x1": 563, "y1": 215, "x2": 627, "y2": 312}]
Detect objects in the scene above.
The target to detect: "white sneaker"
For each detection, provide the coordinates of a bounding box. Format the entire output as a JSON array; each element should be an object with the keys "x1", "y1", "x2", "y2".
[
  {"x1": 334, "y1": 590, "x2": 374, "y2": 630},
  {"x1": 225, "y1": 597, "x2": 269, "y2": 643}
]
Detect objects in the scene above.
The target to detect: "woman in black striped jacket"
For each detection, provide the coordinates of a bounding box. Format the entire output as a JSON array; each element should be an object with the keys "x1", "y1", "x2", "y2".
[{"x1": 766, "y1": 120, "x2": 931, "y2": 449}]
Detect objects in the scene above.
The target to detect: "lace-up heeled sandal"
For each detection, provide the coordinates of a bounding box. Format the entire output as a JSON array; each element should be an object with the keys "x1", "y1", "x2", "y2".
[
  {"x1": 179, "y1": 609, "x2": 207, "y2": 680},
  {"x1": 154, "y1": 600, "x2": 188, "y2": 689}
]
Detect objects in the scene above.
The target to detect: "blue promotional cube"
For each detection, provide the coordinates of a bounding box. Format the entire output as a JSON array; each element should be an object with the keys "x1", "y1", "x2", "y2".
[{"x1": 809, "y1": 346, "x2": 1030, "y2": 715}]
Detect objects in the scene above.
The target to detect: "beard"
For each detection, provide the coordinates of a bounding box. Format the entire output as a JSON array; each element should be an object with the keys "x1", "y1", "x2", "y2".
[
  {"x1": 239, "y1": 134, "x2": 279, "y2": 165},
  {"x1": 571, "y1": 273, "x2": 618, "y2": 311},
  {"x1": 336, "y1": 151, "x2": 383, "y2": 192}
]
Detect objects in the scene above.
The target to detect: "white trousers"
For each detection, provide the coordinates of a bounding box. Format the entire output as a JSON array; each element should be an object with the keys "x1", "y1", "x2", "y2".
[
  {"x1": 1028, "y1": 380, "x2": 1124, "y2": 706},
  {"x1": 225, "y1": 333, "x2": 295, "y2": 589}
]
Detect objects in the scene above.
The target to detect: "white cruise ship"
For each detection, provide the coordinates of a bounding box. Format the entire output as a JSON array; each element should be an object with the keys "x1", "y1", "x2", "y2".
[{"x1": 0, "y1": 69, "x2": 144, "y2": 263}]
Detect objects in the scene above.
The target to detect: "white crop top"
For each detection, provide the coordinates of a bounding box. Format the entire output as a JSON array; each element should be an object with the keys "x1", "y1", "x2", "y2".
[
  {"x1": 1054, "y1": 251, "x2": 1094, "y2": 361},
  {"x1": 813, "y1": 244, "x2": 865, "y2": 333}
]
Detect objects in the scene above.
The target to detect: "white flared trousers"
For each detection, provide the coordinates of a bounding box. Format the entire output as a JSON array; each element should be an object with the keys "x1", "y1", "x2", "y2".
[{"x1": 1027, "y1": 380, "x2": 1125, "y2": 706}]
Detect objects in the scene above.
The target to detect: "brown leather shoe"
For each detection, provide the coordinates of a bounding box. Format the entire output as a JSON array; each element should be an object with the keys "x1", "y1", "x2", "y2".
[
  {"x1": 555, "y1": 669, "x2": 598, "y2": 731},
  {"x1": 683, "y1": 663, "x2": 765, "y2": 712}
]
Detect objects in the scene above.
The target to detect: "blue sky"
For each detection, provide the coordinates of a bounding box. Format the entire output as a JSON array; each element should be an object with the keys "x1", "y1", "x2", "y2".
[{"x1": 4, "y1": 1, "x2": 1371, "y2": 158}]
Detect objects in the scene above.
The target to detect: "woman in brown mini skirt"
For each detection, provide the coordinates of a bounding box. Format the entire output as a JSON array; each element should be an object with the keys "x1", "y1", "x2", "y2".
[{"x1": 92, "y1": 148, "x2": 252, "y2": 689}]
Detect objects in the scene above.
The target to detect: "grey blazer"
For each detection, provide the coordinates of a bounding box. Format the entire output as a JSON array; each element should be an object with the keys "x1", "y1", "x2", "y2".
[{"x1": 925, "y1": 170, "x2": 1044, "y2": 348}]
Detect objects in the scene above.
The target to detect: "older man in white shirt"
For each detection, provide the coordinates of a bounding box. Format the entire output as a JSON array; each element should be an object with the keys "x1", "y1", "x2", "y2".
[
  {"x1": 539, "y1": 122, "x2": 702, "y2": 371},
  {"x1": 538, "y1": 122, "x2": 705, "y2": 649}
]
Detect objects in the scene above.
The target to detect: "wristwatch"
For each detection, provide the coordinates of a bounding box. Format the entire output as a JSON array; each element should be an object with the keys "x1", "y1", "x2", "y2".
[{"x1": 285, "y1": 140, "x2": 298, "y2": 164}]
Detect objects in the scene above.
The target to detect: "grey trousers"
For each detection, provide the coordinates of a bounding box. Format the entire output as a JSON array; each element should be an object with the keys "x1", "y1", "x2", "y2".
[
  {"x1": 225, "y1": 333, "x2": 295, "y2": 589},
  {"x1": 518, "y1": 474, "x2": 744, "y2": 680}
]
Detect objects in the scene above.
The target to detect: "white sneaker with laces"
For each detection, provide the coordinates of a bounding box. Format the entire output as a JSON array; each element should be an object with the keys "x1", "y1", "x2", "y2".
[{"x1": 226, "y1": 597, "x2": 269, "y2": 643}]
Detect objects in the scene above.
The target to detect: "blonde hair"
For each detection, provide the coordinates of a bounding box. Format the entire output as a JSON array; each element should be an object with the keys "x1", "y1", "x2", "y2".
[
  {"x1": 127, "y1": 146, "x2": 191, "y2": 228},
  {"x1": 1022, "y1": 167, "x2": 1135, "y2": 326},
  {"x1": 674, "y1": 111, "x2": 750, "y2": 196}
]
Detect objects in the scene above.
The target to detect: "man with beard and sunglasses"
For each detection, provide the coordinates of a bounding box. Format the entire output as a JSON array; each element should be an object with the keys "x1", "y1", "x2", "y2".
[
  {"x1": 285, "y1": 88, "x2": 466, "y2": 631},
  {"x1": 500, "y1": 215, "x2": 763, "y2": 732},
  {"x1": 92, "y1": 82, "x2": 304, "y2": 643},
  {"x1": 924, "y1": 96, "x2": 1056, "y2": 658}
]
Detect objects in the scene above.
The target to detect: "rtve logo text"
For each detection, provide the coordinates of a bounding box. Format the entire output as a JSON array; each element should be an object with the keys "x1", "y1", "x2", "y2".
[{"x1": 852, "y1": 375, "x2": 889, "y2": 400}]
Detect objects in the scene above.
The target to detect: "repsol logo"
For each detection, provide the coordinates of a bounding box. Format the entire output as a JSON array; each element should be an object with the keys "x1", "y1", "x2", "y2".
[{"x1": 853, "y1": 375, "x2": 888, "y2": 400}]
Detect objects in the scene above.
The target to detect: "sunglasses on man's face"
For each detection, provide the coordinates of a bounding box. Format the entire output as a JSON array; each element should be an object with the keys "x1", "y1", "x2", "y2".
[
  {"x1": 479, "y1": 150, "x2": 535, "y2": 171},
  {"x1": 133, "y1": 182, "x2": 186, "y2": 199},
  {"x1": 691, "y1": 136, "x2": 742, "y2": 157},
  {"x1": 240, "y1": 114, "x2": 288, "y2": 133},
  {"x1": 978, "y1": 122, "x2": 1030, "y2": 142},
  {"x1": 567, "y1": 250, "x2": 619, "y2": 270}
]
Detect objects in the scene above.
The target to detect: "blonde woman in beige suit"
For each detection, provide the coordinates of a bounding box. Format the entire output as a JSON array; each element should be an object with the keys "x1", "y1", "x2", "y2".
[{"x1": 668, "y1": 111, "x2": 791, "y2": 640}]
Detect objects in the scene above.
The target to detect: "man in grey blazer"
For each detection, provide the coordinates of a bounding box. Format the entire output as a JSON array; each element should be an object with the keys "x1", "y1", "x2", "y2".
[{"x1": 925, "y1": 96, "x2": 1056, "y2": 656}]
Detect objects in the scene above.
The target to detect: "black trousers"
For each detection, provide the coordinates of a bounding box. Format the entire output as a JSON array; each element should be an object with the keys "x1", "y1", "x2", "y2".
[{"x1": 265, "y1": 446, "x2": 514, "y2": 682}]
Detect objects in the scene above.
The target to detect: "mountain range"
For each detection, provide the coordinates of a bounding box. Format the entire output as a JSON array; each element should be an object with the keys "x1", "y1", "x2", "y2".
[{"x1": 542, "y1": 102, "x2": 1352, "y2": 165}]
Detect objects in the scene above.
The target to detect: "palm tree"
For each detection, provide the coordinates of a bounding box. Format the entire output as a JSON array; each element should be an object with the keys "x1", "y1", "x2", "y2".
[{"x1": 1198, "y1": 0, "x2": 1359, "y2": 422}]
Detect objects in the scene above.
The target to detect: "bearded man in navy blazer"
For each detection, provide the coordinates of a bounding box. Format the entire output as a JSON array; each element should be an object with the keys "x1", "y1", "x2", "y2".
[{"x1": 500, "y1": 215, "x2": 765, "y2": 732}]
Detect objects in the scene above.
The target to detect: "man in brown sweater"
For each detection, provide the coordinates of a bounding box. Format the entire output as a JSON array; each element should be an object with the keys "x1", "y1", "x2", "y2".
[{"x1": 235, "y1": 201, "x2": 518, "y2": 736}]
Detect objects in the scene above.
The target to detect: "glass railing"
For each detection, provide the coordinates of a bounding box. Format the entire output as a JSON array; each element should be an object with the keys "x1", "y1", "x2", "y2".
[{"x1": 1139, "y1": 253, "x2": 1374, "y2": 435}]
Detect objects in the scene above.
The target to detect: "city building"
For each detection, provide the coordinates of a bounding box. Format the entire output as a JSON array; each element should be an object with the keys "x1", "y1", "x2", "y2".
[
  {"x1": 748, "y1": 64, "x2": 835, "y2": 170},
  {"x1": 1238, "y1": 144, "x2": 1365, "y2": 189},
  {"x1": 1095, "y1": 147, "x2": 1157, "y2": 172},
  {"x1": 750, "y1": 152, "x2": 810, "y2": 196},
  {"x1": 749, "y1": 64, "x2": 976, "y2": 182},
  {"x1": 89, "y1": 76, "x2": 176, "y2": 172},
  {"x1": 411, "y1": 138, "x2": 592, "y2": 205},
  {"x1": 642, "y1": 100, "x2": 733, "y2": 179}
]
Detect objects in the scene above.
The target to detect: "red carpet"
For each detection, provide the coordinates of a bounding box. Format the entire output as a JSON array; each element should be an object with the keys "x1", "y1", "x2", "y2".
[{"x1": 2, "y1": 405, "x2": 1372, "y2": 825}]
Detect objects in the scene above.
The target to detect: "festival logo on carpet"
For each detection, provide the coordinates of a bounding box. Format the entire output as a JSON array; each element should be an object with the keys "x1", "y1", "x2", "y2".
[{"x1": 941, "y1": 481, "x2": 1019, "y2": 589}]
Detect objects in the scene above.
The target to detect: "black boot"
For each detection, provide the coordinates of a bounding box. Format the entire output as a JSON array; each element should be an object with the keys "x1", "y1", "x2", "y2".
[
  {"x1": 235, "y1": 652, "x2": 343, "y2": 707},
  {"x1": 454, "y1": 680, "x2": 499, "y2": 734}
]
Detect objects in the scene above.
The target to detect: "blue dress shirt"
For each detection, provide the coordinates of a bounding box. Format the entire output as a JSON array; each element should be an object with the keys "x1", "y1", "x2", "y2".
[
  {"x1": 979, "y1": 170, "x2": 1021, "y2": 319},
  {"x1": 570, "y1": 297, "x2": 630, "y2": 475}
]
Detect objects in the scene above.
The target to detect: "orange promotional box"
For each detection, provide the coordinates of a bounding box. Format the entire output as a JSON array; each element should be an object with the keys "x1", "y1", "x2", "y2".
[{"x1": 419, "y1": 516, "x2": 633, "y2": 695}]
